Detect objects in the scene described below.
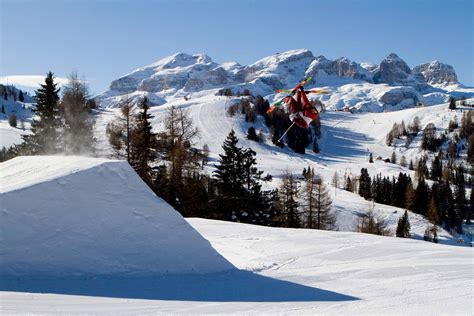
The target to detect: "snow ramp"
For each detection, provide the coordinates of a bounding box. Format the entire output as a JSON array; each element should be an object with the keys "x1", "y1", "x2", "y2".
[{"x1": 0, "y1": 156, "x2": 234, "y2": 278}]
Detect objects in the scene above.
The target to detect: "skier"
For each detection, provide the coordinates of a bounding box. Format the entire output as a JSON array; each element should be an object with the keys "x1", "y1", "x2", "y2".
[{"x1": 283, "y1": 87, "x2": 319, "y2": 129}]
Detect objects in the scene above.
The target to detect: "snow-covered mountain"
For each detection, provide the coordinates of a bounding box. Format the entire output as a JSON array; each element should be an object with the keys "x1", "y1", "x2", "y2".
[
  {"x1": 96, "y1": 49, "x2": 473, "y2": 112},
  {"x1": 0, "y1": 84, "x2": 34, "y2": 148}
]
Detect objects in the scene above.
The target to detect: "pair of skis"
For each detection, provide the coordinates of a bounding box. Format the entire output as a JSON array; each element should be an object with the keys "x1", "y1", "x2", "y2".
[{"x1": 267, "y1": 76, "x2": 327, "y2": 114}]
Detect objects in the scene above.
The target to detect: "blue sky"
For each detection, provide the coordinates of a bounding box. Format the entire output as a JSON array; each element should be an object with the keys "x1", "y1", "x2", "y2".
[{"x1": 1, "y1": 0, "x2": 472, "y2": 93}]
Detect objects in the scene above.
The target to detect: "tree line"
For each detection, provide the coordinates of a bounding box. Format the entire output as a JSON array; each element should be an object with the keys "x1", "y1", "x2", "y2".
[{"x1": 0, "y1": 72, "x2": 96, "y2": 161}]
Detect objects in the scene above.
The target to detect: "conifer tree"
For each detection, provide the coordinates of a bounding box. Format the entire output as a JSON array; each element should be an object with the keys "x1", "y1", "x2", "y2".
[
  {"x1": 130, "y1": 96, "x2": 157, "y2": 186},
  {"x1": 303, "y1": 172, "x2": 336, "y2": 230},
  {"x1": 247, "y1": 126, "x2": 259, "y2": 141},
  {"x1": 391, "y1": 151, "x2": 397, "y2": 164},
  {"x1": 213, "y1": 130, "x2": 272, "y2": 224},
  {"x1": 345, "y1": 176, "x2": 353, "y2": 192},
  {"x1": 430, "y1": 154, "x2": 443, "y2": 180},
  {"x1": 21, "y1": 71, "x2": 62, "y2": 154},
  {"x1": 467, "y1": 134, "x2": 474, "y2": 163},
  {"x1": 448, "y1": 97, "x2": 456, "y2": 110},
  {"x1": 405, "y1": 182, "x2": 415, "y2": 211},
  {"x1": 396, "y1": 210, "x2": 411, "y2": 238},
  {"x1": 18, "y1": 90, "x2": 24, "y2": 102},
  {"x1": 453, "y1": 166, "x2": 467, "y2": 224},
  {"x1": 358, "y1": 168, "x2": 372, "y2": 200},
  {"x1": 413, "y1": 177, "x2": 430, "y2": 215}
]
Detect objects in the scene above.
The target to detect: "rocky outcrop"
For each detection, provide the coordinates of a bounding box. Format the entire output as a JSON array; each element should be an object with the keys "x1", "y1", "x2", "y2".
[
  {"x1": 380, "y1": 86, "x2": 420, "y2": 106},
  {"x1": 306, "y1": 56, "x2": 372, "y2": 82},
  {"x1": 412, "y1": 61, "x2": 458, "y2": 85},
  {"x1": 373, "y1": 53, "x2": 411, "y2": 84}
]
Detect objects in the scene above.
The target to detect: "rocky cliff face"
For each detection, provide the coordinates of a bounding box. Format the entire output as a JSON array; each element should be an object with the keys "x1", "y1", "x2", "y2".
[
  {"x1": 373, "y1": 53, "x2": 411, "y2": 83},
  {"x1": 373, "y1": 53, "x2": 430, "y2": 91},
  {"x1": 412, "y1": 61, "x2": 458, "y2": 85},
  {"x1": 305, "y1": 56, "x2": 372, "y2": 82}
]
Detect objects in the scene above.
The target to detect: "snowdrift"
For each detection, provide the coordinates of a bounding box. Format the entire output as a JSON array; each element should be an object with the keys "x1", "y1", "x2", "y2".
[{"x1": 0, "y1": 156, "x2": 234, "y2": 278}]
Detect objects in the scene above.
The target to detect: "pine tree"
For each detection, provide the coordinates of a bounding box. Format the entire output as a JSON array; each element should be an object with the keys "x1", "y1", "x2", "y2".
[
  {"x1": 278, "y1": 171, "x2": 301, "y2": 228},
  {"x1": 345, "y1": 176, "x2": 353, "y2": 192},
  {"x1": 21, "y1": 71, "x2": 62, "y2": 154},
  {"x1": 18, "y1": 90, "x2": 24, "y2": 102},
  {"x1": 405, "y1": 182, "x2": 415, "y2": 211},
  {"x1": 247, "y1": 126, "x2": 259, "y2": 141},
  {"x1": 467, "y1": 134, "x2": 474, "y2": 163},
  {"x1": 460, "y1": 110, "x2": 472, "y2": 138},
  {"x1": 358, "y1": 168, "x2": 372, "y2": 200},
  {"x1": 1, "y1": 104, "x2": 4, "y2": 114},
  {"x1": 130, "y1": 96, "x2": 157, "y2": 186},
  {"x1": 303, "y1": 172, "x2": 336, "y2": 230},
  {"x1": 448, "y1": 97, "x2": 456, "y2": 110},
  {"x1": 369, "y1": 152, "x2": 373, "y2": 163},
  {"x1": 430, "y1": 154, "x2": 443, "y2": 180},
  {"x1": 453, "y1": 165, "x2": 467, "y2": 225},
  {"x1": 396, "y1": 210, "x2": 411, "y2": 238},
  {"x1": 391, "y1": 151, "x2": 397, "y2": 164},
  {"x1": 213, "y1": 130, "x2": 272, "y2": 223},
  {"x1": 413, "y1": 177, "x2": 430, "y2": 215},
  {"x1": 408, "y1": 159, "x2": 414, "y2": 170}
]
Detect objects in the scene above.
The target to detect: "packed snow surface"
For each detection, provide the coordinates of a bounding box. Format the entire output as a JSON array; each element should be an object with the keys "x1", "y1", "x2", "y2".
[
  {"x1": 0, "y1": 156, "x2": 233, "y2": 277},
  {"x1": 1, "y1": 218, "x2": 472, "y2": 314}
]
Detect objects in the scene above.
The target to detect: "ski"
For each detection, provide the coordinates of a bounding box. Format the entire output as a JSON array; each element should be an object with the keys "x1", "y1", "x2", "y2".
[
  {"x1": 267, "y1": 77, "x2": 312, "y2": 113},
  {"x1": 275, "y1": 88, "x2": 328, "y2": 94}
]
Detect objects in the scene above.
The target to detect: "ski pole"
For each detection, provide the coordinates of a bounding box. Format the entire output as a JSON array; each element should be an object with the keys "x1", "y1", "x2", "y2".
[{"x1": 278, "y1": 121, "x2": 296, "y2": 143}]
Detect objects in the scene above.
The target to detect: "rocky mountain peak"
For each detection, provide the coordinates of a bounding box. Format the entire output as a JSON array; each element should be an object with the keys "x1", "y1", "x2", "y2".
[{"x1": 412, "y1": 61, "x2": 458, "y2": 85}]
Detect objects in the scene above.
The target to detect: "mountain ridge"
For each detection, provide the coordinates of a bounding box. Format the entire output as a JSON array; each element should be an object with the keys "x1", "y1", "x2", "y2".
[{"x1": 93, "y1": 50, "x2": 473, "y2": 111}]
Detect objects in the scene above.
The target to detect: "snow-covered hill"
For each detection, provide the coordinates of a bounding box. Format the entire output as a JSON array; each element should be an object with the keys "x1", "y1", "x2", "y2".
[
  {"x1": 0, "y1": 156, "x2": 233, "y2": 277},
  {"x1": 2, "y1": 218, "x2": 472, "y2": 314},
  {"x1": 0, "y1": 84, "x2": 34, "y2": 148},
  {"x1": 96, "y1": 49, "x2": 474, "y2": 112},
  {"x1": 94, "y1": 93, "x2": 472, "y2": 245}
]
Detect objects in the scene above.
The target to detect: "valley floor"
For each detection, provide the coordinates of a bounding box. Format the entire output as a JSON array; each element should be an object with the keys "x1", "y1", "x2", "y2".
[{"x1": 1, "y1": 218, "x2": 472, "y2": 315}]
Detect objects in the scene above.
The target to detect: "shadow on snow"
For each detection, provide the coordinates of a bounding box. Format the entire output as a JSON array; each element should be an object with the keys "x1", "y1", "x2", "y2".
[{"x1": 1, "y1": 269, "x2": 359, "y2": 302}]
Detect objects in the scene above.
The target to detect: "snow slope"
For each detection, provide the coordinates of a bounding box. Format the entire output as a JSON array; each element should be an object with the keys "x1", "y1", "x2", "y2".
[
  {"x1": 95, "y1": 94, "x2": 469, "y2": 245},
  {"x1": 0, "y1": 156, "x2": 233, "y2": 277},
  {"x1": 1, "y1": 218, "x2": 472, "y2": 314}
]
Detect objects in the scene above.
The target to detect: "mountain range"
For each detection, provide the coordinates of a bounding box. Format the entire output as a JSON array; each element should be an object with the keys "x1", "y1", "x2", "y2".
[{"x1": 96, "y1": 49, "x2": 473, "y2": 111}]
